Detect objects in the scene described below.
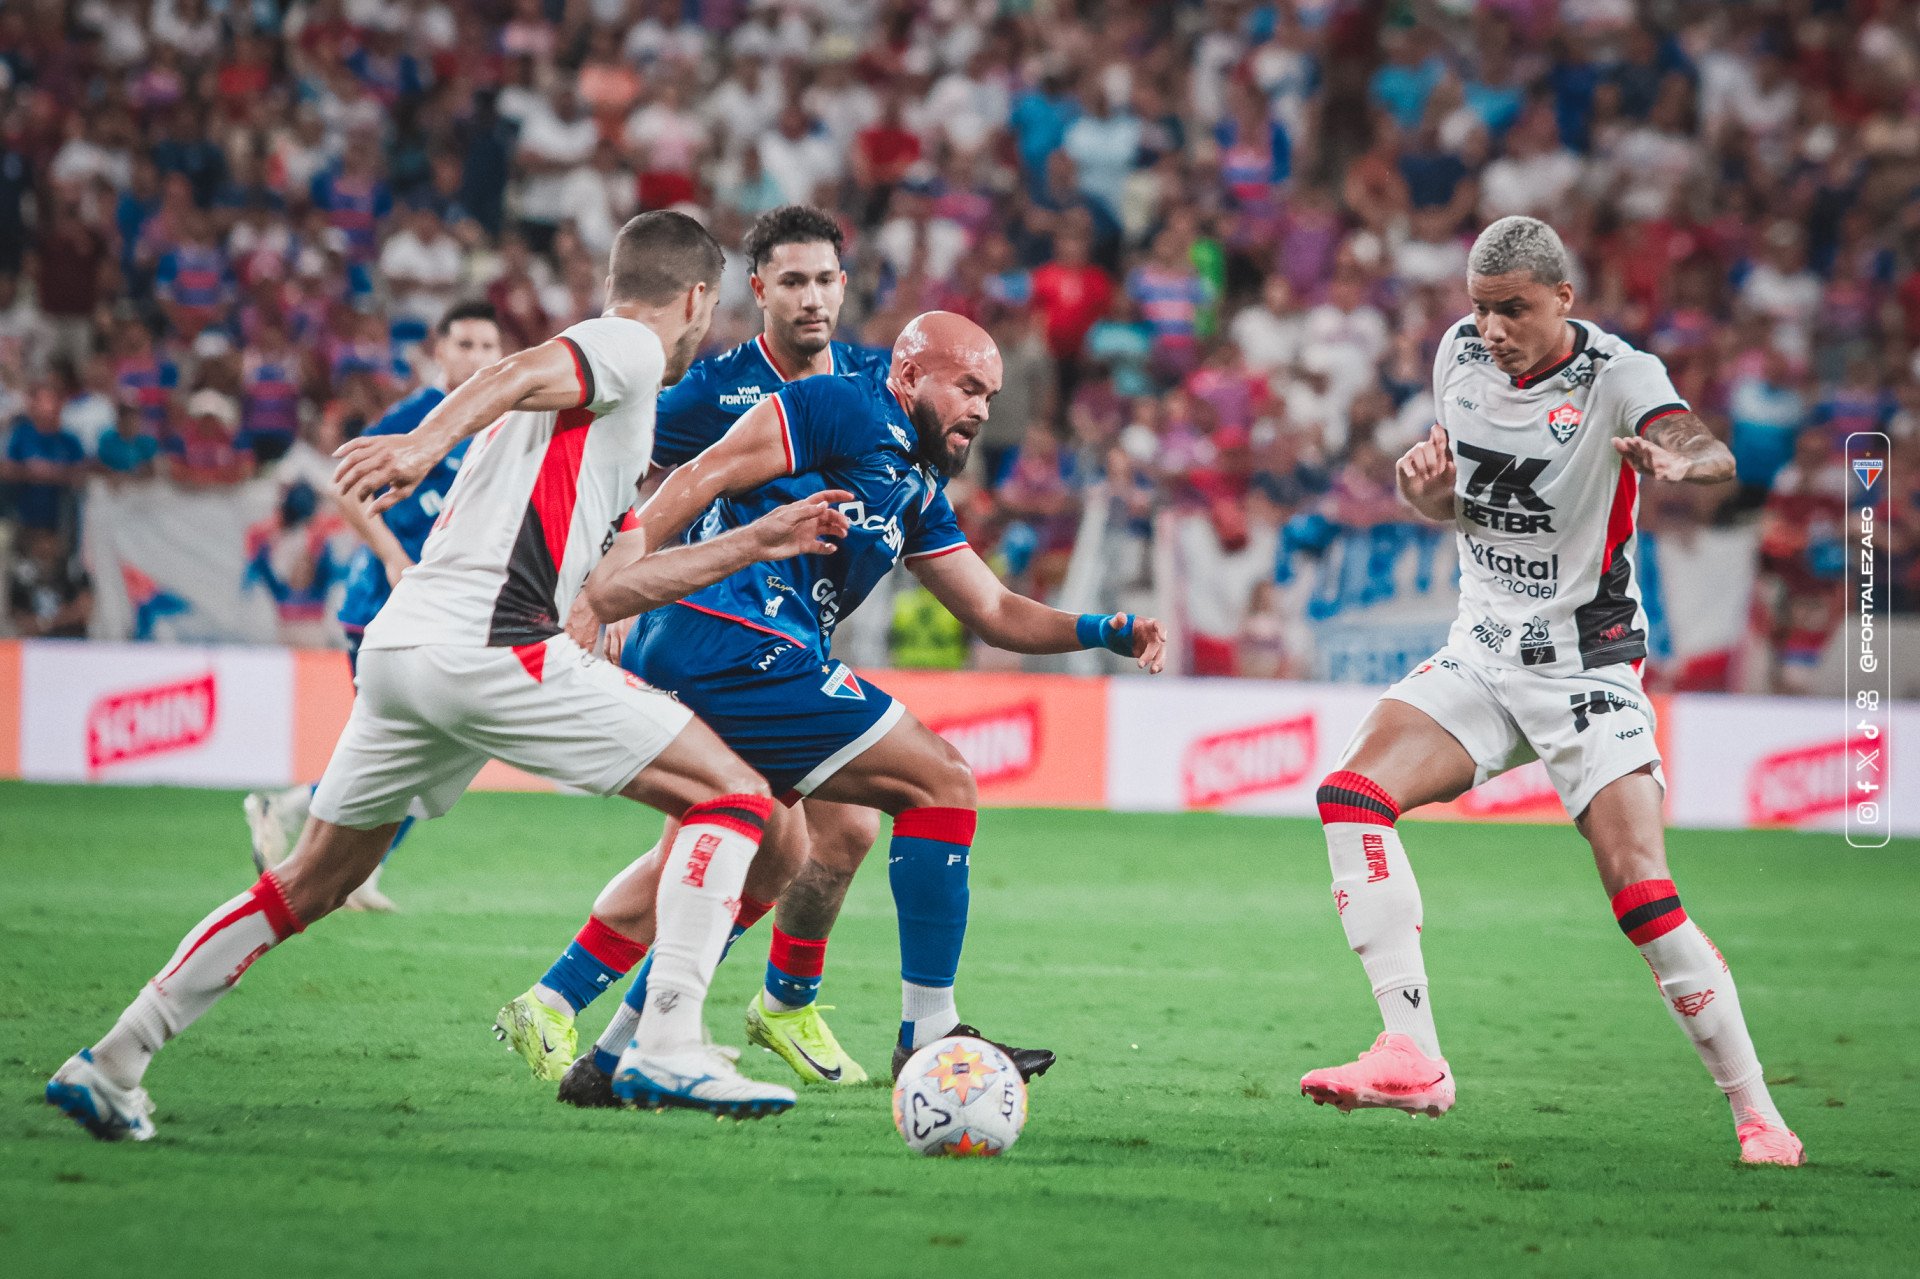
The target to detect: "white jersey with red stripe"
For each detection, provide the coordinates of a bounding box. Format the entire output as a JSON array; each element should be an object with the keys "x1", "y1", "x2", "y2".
[
  {"x1": 1432, "y1": 316, "x2": 1688, "y2": 675},
  {"x1": 362, "y1": 315, "x2": 666, "y2": 651}
]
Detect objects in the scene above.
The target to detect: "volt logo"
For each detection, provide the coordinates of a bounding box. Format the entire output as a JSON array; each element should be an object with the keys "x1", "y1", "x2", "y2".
[{"x1": 1457, "y1": 442, "x2": 1555, "y2": 533}]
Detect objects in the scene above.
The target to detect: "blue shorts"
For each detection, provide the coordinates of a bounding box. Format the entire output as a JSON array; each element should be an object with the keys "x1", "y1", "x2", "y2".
[{"x1": 621, "y1": 603, "x2": 902, "y2": 796}]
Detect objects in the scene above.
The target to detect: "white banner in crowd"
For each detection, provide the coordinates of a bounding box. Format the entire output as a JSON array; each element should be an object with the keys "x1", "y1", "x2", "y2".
[
  {"x1": 19, "y1": 641, "x2": 293, "y2": 788},
  {"x1": 84, "y1": 477, "x2": 282, "y2": 645}
]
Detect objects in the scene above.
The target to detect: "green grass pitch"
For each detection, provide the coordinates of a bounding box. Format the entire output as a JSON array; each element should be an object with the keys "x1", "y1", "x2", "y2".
[{"x1": 2, "y1": 781, "x2": 1915, "y2": 1276}]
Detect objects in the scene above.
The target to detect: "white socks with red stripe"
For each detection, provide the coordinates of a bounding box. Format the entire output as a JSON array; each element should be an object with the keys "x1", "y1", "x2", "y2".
[
  {"x1": 631, "y1": 794, "x2": 773, "y2": 1054},
  {"x1": 89, "y1": 874, "x2": 305, "y2": 1090},
  {"x1": 1613, "y1": 879, "x2": 1784, "y2": 1127},
  {"x1": 1318, "y1": 770, "x2": 1440, "y2": 1059}
]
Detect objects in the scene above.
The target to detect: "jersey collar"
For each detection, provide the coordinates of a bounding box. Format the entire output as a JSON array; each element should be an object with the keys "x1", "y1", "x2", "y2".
[
  {"x1": 754, "y1": 333, "x2": 795, "y2": 381},
  {"x1": 754, "y1": 333, "x2": 838, "y2": 382},
  {"x1": 1510, "y1": 321, "x2": 1588, "y2": 389}
]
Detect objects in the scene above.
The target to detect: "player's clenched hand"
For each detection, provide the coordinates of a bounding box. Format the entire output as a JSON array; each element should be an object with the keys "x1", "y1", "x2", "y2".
[
  {"x1": 1396, "y1": 424, "x2": 1455, "y2": 519},
  {"x1": 334, "y1": 434, "x2": 437, "y2": 512},
  {"x1": 748, "y1": 490, "x2": 854, "y2": 561},
  {"x1": 1612, "y1": 435, "x2": 1691, "y2": 481}
]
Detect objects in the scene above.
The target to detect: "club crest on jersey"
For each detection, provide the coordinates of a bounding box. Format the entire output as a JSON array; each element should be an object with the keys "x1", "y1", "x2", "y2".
[
  {"x1": 822, "y1": 663, "x2": 866, "y2": 701},
  {"x1": 1854, "y1": 458, "x2": 1884, "y2": 490},
  {"x1": 1545, "y1": 401, "x2": 1583, "y2": 443}
]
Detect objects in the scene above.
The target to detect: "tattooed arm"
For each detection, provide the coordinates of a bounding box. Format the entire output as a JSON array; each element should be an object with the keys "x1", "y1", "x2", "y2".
[{"x1": 1612, "y1": 412, "x2": 1735, "y2": 485}]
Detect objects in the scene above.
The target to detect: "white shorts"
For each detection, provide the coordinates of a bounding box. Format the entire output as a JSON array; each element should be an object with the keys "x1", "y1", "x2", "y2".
[
  {"x1": 1381, "y1": 645, "x2": 1663, "y2": 819},
  {"x1": 311, "y1": 635, "x2": 695, "y2": 829}
]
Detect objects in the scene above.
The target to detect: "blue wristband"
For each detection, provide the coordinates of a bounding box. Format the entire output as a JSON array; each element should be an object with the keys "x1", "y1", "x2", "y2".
[{"x1": 1076, "y1": 612, "x2": 1134, "y2": 656}]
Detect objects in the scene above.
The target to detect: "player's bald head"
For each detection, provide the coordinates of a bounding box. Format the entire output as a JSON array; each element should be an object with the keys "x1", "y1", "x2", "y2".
[
  {"x1": 889, "y1": 312, "x2": 1000, "y2": 478},
  {"x1": 891, "y1": 311, "x2": 1002, "y2": 384}
]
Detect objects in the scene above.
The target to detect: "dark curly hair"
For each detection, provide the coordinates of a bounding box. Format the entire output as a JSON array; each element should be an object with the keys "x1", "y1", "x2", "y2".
[{"x1": 743, "y1": 205, "x2": 845, "y2": 271}]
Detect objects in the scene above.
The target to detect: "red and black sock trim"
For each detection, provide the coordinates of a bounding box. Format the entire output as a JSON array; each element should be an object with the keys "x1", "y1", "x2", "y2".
[
  {"x1": 685, "y1": 792, "x2": 774, "y2": 841},
  {"x1": 1612, "y1": 878, "x2": 1687, "y2": 944},
  {"x1": 1316, "y1": 771, "x2": 1399, "y2": 827}
]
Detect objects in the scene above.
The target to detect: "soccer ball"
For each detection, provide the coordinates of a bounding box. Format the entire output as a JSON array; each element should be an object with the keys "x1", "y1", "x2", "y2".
[{"x1": 891, "y1": 1036, "x2": 1027, "y2": 1157}]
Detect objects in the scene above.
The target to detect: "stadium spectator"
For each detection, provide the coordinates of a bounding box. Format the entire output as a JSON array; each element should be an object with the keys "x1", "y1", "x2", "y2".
[
  {"x1": 4, "y1": 385, "x2": 86, "y2": 534},
  {"x1": 162, "y1": 390, "x2": 253, "y2": 489},
  {"x1": 378, "y1": 203, "x2": 464, "y2": 335},
  {"x1": 95, "y1": 397, "x2": 160, "y2": 481},
  {"x1": 7, "y1": 526, "x2": 92, "y2": 640},
  {"x1": 1727, "y1": 347, "x2": 1807, "y2": 502}
]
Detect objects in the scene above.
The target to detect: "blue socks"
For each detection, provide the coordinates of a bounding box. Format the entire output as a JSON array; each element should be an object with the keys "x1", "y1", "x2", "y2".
[{"x1": 888, "y1": 807, "x2": 976, "y2": 1048}]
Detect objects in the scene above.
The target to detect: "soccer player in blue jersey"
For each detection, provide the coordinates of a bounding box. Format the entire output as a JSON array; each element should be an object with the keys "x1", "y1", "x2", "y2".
[
  {"x1": 242, "y1": 300, "x2": 504, "y2": 911},
  {"x1": 506, "y1": 311, "x2": 1166, "y2": 1108}
]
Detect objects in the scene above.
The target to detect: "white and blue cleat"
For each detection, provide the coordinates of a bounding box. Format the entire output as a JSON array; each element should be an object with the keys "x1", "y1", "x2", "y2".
[
  {"x1": 46, "y1": 1050, "x2": 157, "y2": 1142},
  {"x1": 612, "y1": 1040, "x2": 796, "y2": 1119}
]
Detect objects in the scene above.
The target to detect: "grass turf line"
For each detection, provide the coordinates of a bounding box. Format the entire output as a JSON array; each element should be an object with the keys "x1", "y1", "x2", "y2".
[{"x1": 2, "y1": 782, "x2": 1915, "y2": 1276}]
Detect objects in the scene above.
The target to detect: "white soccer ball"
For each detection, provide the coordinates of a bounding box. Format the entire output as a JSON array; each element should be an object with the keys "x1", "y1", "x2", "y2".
[{"x1": 891, "y1": 1035, "x2": 1028, "y2": 1157}]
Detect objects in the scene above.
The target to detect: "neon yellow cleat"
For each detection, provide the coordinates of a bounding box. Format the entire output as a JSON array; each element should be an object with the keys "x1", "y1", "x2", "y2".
[
  {"x1": 745, "y1": 992, "x2": 869, "y2": 1086},
  {"x1": 493, "y1": 991, "x2": 577, "y2": 1083}
]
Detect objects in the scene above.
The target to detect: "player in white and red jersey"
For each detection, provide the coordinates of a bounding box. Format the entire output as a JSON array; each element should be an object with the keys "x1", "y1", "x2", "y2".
[
  {"x1": 1297, "y1": 216, "x2": 1805, "y2": 1166},
  {"x1": 46, "y1": 213, "x2": 853, "y2": 1139}
]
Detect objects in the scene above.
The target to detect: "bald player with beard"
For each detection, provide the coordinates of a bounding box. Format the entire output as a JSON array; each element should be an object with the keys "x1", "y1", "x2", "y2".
[{"x1": 512, "y1": 311, "x2": 1168, "y2": 1108}]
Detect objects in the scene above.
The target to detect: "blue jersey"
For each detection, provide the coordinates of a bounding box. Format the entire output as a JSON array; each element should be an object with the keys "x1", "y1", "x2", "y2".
[
  {"x1": 673, "y1": 373, "x2": 969, "y2": 660},
  {"x1": 652, "y1": 335, "x2": 888, "y2": 468},
  {"x1": 336, "y1": 386, "x2": 469, "y2": 633}
]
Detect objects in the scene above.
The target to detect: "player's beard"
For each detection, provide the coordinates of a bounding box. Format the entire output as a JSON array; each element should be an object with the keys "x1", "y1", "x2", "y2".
[{"x1": 908, "y1": 397, "x2": 973, "y2": 477}]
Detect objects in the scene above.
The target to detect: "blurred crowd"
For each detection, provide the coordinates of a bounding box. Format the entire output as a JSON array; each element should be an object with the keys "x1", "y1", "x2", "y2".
[{"x1": 1, "y1": 0, "x2": 1917, "y2": 688}]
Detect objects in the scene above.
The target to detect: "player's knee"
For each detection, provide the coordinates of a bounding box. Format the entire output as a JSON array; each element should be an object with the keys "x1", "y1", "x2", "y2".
[
  {"x1": 707, "y1": 766, "x2": 772, "y2": 804},
  {"x1": 922, "y1": 739, "x2": 977, "y2": 810},
  {"x1": 812, "y1": 807, "x2": 881, "y2": 873}
]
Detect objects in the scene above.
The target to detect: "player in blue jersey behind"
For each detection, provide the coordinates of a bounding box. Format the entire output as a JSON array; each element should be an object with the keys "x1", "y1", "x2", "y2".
[
  {"x1": 242, "y1": 300, "x2": 504, "y2": 911},
  {"x1": 504, "y1": 310, "x2": 1166, "y2": 1108}
]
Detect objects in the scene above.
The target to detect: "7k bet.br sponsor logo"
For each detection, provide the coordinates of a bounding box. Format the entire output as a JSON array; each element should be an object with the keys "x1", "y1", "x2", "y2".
[
  {"x1": 1181, "y1": 712, "x2": 1317, "y2": 808},
  {"x1": 87, "y1": 672, "x2": 219, "y2": 773}
]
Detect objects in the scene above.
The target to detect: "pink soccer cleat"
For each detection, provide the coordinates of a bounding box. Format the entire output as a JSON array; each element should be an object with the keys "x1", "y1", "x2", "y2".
[
  {"x1": 1300, "y1": 1032, "x2": 1455, "y2": 1117},
  {"x1": 1736, "y1": 1112, "x2": 1806, "y2": 1166}
]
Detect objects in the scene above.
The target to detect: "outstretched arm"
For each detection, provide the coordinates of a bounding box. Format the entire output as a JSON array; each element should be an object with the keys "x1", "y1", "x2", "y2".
[
  {"x1": 573, "y1": 396, "x2": 842, "y2": 627},
  {"x1": 1614, "y1": 411, "x2": 1735, "y2": 484},
  {"x1": 910, "y1": 545, "x2": 1166, "y2": 672},
  {"x1": 573, "y1": 492, "x2": 851, "y2": 631},
  {"x1": 333, "y1": 339, "x2": 591, "y2": 510}
]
